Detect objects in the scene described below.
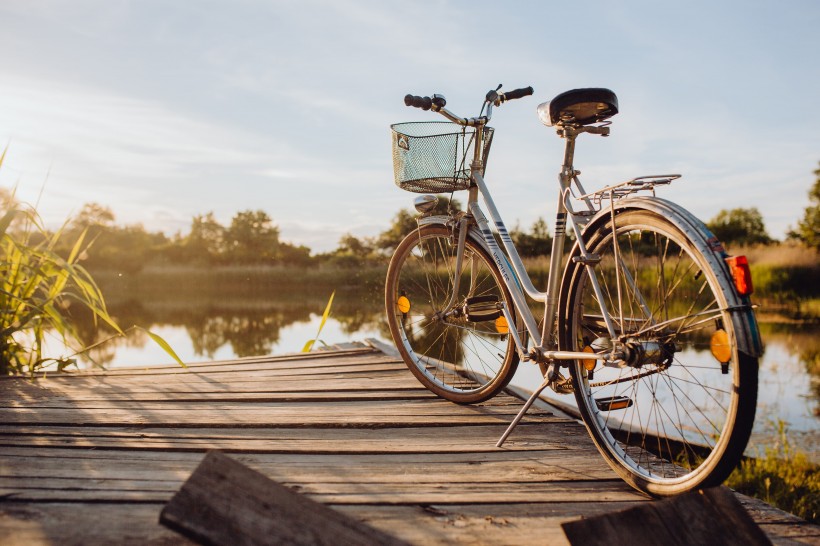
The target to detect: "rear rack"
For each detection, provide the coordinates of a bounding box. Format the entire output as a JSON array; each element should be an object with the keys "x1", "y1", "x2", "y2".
[{"x1": 579, "y1": 174, "x2": 682, "y2": 205}]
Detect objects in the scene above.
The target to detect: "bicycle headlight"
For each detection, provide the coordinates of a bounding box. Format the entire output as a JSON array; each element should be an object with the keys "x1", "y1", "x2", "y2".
[
  {"x1": 414, "y1": 194, "x2": 438, "y2": 214},
  {"x1": 536, "y1": 101, "x2": 553, "y2": 127}
]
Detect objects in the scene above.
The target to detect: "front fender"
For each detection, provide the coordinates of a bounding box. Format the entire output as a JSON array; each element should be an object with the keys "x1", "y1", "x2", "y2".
[{"x1": 417, "y1": 215, "x2": 493, "y2": 255}]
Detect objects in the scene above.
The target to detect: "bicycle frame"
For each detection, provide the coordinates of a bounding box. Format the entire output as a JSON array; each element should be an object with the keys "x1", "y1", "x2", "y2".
[
  {"x1": 436, "y1": 118, "x2": 615, "y2": 371},
  {"x1": 423, "y1": 115, "x2": 688, "y2": 445}
]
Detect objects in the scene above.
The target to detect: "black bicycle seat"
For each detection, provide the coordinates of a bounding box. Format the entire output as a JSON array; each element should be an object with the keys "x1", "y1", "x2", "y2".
[{"x1": 545, "y1": 88, "x2": 618, "y2": 126}]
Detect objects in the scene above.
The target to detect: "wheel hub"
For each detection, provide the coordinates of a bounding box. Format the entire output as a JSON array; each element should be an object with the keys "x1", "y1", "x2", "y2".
[{"x1": 622, "y1": 340, "x2": 675, "y2": 369}]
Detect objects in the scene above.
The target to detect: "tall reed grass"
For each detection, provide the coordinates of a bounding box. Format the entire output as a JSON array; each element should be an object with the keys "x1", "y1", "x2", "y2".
[{"x1": 1, "y1": 182, "x2": 182, "y2": 375}]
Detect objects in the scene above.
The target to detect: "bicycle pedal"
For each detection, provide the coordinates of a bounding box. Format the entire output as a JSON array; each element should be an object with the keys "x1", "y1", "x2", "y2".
[
  {"x1": 594, "y1": 395, "x2": 633, "y2": 411},
  {"x1": 464, "y1": 295, "x2": 502, "y2": 322},
  {"x1": 550, "y1": 374, "x2": 574, "y2": 395}
]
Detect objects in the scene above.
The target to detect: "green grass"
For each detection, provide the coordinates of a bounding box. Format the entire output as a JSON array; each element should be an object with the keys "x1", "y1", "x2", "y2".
[{"x1": 727, "y1": 423, "x2": 819, "y2": 524}]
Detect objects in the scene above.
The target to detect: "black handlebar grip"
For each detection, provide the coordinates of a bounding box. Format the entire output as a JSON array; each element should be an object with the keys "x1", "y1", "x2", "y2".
[
  {"x1": 404, "y1": 94, "x2": 433, "y2": 110},
  {"x1": 501, "y1": 86, "x2": 534, "y2": 101}
]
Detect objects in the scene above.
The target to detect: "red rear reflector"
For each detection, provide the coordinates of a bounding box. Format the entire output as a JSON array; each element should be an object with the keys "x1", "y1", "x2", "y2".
[{"x1": 725, "y1": 255, "x2": 753, "y2": 296}]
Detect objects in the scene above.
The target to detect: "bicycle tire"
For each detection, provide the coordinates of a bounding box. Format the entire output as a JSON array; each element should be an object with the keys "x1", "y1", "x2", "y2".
[
  {"x1": 559, "y1": 209, "x2": 758, "y2": 496},
  {"x1": 385, "y1": 224, "x2": 519, "y2": 403}
]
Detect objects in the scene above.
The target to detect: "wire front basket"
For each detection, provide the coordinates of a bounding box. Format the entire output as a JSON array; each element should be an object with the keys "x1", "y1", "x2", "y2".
[{"x1": 391, "y1": 122, "x2": 493, "y2": 193}]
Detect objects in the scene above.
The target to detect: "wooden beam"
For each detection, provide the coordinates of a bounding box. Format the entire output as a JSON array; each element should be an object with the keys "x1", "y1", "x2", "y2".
[
  {"x1": 561, "y1": 486, "x2": 773, "y2": 546},
  {"x1": 160, "y1": 451, "x2": 409, "y2": 546}
]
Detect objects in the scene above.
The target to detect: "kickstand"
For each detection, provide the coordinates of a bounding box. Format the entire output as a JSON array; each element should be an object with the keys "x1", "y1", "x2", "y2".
[{"x1": 496, "y1": 371, "x2": 552, "y2": 448}]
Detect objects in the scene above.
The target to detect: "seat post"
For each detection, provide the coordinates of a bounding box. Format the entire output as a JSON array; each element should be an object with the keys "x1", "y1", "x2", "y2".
[{"x1": 558, "y1": 124, "x2": 581, "y2": 176}]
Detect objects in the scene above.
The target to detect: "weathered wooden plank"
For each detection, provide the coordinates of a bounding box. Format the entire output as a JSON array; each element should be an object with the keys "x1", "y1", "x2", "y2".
[
  {"x1": 0, "y1": 376, "x2": 430, "y2": 400},
  {"x1": 11, "y1": 364, "x2": 410, "y2": 386},
  {"x1": 336, "y1": 502, "x2": 644, "y2": 546},
  {"x1": 0, "y1": 502, "x2": 196, "y2": 546},
  {"x1": 12, "y1": 354, "x2": 400, "y2": 380},
  {"x1": 0, "y1": 390, "x2": 437, "y2": 405},
  {"x1": 0, "y1": 347, "x2": 383, "y2": 377},
  {"x1": 0, "y1": 395, "x2": 538, "y2": 415},
  {"x1": 1, "y1": 382, "x2": 540, "y2": 405},
  {"x1": 0, "y1": 443, "x2": 620, "y2": 488},
  {"x1": 0, "y1": 422, "x2": 587, "y2": 454},
  {"x1": 159, "y1": 451, "x2": 409, "y2": 546},
  {"x1": 0, "y1": 445, "x2": 596, "y2": 464},
  {"x1": 0, "y1": 372, "x2": 425, "y2": 397},
  {"x1": 561, "y1": 486, "x2": 773, "y2": 546},
  {"x1": 0, "y1": 399, "x2": 556, "y2": 428},
  {"x1": 3, "y1": 477, "x2": 641, "y2": 504}
]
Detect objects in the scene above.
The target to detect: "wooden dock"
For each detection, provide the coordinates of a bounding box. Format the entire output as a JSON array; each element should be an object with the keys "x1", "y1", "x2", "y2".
[{"x1": 1, "y1": 343, "x2": 817, "y2": 545}]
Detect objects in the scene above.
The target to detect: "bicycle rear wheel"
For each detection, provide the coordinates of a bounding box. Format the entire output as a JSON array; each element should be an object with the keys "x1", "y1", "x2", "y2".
[
  {"x1": 385, "y1": 224, "x2": 519, "y2": 403},
  {"x1": 559, "y1": 209, "x2": 758, "y2": 496}
]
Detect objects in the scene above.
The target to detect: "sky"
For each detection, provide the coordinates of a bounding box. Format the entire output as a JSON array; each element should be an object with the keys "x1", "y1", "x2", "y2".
[{"x1": 0, "y1": 0, "x2": 818, "y2": 253}]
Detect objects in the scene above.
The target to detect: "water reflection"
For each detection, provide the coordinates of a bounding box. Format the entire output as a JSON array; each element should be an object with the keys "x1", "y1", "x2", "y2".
[
  {"x1": 69, "y1": 290, "x2": 388, "y2": 367},
  {"x1": 760, "y1": 323, "x2": 820, "y2": 415}
]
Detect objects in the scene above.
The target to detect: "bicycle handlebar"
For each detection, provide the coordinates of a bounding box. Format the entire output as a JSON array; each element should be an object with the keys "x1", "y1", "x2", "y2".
[
  {"x1": 404, "y1": 94, "x2": 432, "y2": 110},
  {"x1": 404, "y1": 94, "x2": 447, "y2": 111},
  {"x1": 404, "y1": 85, "x2": 532, "y2": 110},
  {"x1": 498, "y1": 86, "x2": 534, "y2": 102},
  {"x1": 404, "y1": 85, "x2": 533, "y2": 126}
]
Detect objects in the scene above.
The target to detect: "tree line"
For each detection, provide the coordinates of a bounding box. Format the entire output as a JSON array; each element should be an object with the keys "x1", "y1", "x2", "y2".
[
  {"x1": 38, "y1": 196, "x2": 558, "y2": 272},
  {"x1": 3, "y1": 163, "x2": 818, "y2": 273}
]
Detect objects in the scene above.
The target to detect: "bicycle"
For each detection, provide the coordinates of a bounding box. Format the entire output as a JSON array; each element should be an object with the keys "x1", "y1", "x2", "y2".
[{"x1": 384, "y1": 84, "x2": 762, "y2": 496}]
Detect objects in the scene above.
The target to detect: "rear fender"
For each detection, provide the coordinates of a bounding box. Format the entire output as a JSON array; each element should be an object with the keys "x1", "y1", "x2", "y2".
[{"x1": 575, "y1": 197, "x2": 762, "y2": 358}]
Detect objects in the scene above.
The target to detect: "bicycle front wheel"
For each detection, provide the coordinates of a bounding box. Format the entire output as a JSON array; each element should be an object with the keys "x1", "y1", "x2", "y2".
[
  {"x1": 559, "y1": 209, "x2": 758, "y2": 496},
  {"x1": 385, "y1": 224, "x2": 519, "y2": 403}
]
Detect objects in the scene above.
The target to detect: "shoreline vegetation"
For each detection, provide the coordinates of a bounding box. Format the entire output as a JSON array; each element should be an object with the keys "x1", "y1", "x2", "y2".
[
  {"x1": 728, "y1": 423, "x2": 819, "y2": 524},
  {"x1": 92, "y1": 243, "x2": 820, "y2": 324}
]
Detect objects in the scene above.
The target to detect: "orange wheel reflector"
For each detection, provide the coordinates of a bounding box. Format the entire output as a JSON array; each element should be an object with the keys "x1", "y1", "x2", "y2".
[
  {"x1": 582, "y1": 345, "x2": 596, "y2": 370},
  {"x1": 710, "y1": 329, "x2": 732, "y2": 364},
  {"x1": 607, "y1": 399, "x2": 632, "y2": 411},
  {"x1": 397, "y1": 296, "x2": 411, "y2": 314},
  {"x1": 495, "y1": 316, "x2": 509, "y2": 334}
]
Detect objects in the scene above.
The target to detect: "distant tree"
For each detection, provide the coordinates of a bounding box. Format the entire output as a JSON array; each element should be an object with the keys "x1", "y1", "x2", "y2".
[
  {"x1": 70, "y1": 202, "x2": 116, "y2": 232},
  {"x1": 377, "y1": 197, "x2": 463, "y2": 253},
  {"x1": 53, "y1": 203, "x2": 169, "y2": 272},
  {"x1": 224, "y1": 210, "x2": 280, "y2": 264},
  {"x1": 707, "y1": 207, "x2": 773, "y2": 246},
  {"x1": 511, "y1": 217, "x2": 552, "y2": 257},
  {"x1": 183, "y1": 212, "x2": 225, "y2": 264},
  {"x1": 787, "y1": 163, "x2": 820, "y2": 250},
  {"x1": 89, "y1": 225, "x2": 169, "y2": 273},
  {"x1": 279, "y1": 243, "x2": 313, "y2": 267},
  {"x1": 337, "y1": 233, "x2": 374, "y2": 258}
]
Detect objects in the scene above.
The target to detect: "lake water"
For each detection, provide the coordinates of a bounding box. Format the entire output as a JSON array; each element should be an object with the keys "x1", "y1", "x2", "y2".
[{"x1": 60, "y1": 290, "x2": 819, "y2": 463}]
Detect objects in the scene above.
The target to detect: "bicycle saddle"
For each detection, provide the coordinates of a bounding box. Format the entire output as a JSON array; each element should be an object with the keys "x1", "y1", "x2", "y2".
[{"x1": 539, "y1": 88, "x2": 618, "y2": 126}]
